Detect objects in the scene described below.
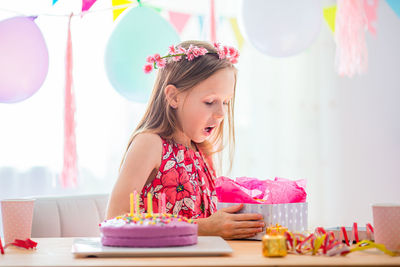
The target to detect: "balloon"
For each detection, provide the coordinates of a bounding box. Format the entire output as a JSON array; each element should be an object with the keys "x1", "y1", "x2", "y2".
[
  {"x1": 239, "y1": 0, "x2": 322, "y2": 57},
  {"x1": 0, "y1": 16, "x2": 49, "y2": 103},
  {"x1": 386, "y1": 0, "x2": 400, "y2": 18},
  {"x1": 105, "y1": 6, "x2": 180, "y2": 102}
]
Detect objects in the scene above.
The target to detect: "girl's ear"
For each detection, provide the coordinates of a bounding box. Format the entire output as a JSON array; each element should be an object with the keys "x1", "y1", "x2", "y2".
[{"x1": 164, "y1": 84, "x2": 179, "y2": 109}]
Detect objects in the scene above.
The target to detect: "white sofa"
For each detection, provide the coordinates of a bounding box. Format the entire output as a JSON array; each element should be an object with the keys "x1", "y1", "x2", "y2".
[{"x1": 31, "y1": 194, "x2": 109, "y2": 237}]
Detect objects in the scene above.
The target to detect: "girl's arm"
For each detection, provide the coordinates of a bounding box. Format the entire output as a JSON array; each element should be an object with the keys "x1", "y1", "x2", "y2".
[
  {"x1": 194, "y1": 204, "x2": 265, "y2": 239},
  {"x1": 106, "y1": 133, "x2": 162, "y2": 219}
]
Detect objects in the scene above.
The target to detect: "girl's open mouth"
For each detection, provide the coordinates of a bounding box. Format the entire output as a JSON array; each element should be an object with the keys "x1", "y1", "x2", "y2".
[{"x1": 204, "y1": 126, "x2": 215, "y2": 135}]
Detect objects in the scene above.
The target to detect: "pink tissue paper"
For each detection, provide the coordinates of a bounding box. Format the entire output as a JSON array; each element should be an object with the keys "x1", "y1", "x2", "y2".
[{"x1": 215, "y1": 176, "x2": 307, "y2": 204}]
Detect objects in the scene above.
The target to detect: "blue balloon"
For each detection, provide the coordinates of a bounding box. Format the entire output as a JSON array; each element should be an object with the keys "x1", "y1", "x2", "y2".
[
  {"x1": 386, "y1": 0, "x2": 400, "y2": 18},
  {"x1": 105, "y1": 6, "x2": 180, "y2": 102}
]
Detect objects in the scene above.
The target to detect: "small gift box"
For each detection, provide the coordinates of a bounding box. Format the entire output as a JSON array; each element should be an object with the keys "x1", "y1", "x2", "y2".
[{"x1": 216, "y1": 176, "x2": 308, "y2": 240}]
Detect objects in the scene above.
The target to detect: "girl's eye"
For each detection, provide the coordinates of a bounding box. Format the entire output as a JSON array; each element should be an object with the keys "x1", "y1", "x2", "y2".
[{"x1": 205, "y1": 101, "x2": 213, "y2": 105}]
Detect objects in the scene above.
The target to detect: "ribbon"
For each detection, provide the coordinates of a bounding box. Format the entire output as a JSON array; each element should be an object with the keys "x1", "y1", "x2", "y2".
[
  {"x1": 0, "y1": 236, "x2": 4, "y2": 254},
  {"x1": 284, "y1": 223, "x2": 398, "y2": 257}
]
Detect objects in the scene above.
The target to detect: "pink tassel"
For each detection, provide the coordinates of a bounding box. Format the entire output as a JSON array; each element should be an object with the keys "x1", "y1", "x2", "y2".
[
  {"x1": 364, "y1": 0, "x2": 379, "y2": 36},
  {"x1": 334, "y1": 0, "x2": 378, "y2": 77},
  {"x1": 61, "y1": 14, "x2": 77, "y2": 187},
  {"x1": 210, "y1": 0, "x2": 216, "y2": 43}
]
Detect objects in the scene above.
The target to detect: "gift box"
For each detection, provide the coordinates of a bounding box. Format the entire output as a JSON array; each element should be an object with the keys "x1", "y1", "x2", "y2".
[
  {"x1": 216, "y1": 176, "x2": 308, "y2": 240},
  {"x1": 217, "y1": 202, "x2": 308, "y2": 240}
]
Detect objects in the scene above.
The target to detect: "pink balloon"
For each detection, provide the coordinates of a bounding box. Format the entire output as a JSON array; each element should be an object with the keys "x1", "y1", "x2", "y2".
[{"x1": 0, "y1": 16, "x2": 49, "y2": 103}]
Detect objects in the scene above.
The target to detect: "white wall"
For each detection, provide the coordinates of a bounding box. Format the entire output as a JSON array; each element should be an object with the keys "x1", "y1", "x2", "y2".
[
  {"x1": 230, "y1": 0, "x2": 400, "y2": 228},
  {"x1": 320, "y1": 1, "x2": 400, "y2": 227}
]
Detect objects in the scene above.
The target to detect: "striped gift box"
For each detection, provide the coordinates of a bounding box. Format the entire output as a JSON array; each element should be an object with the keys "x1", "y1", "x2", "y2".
[{"x1": 217, "y1": 202, "x2": 308, "y2": 240}]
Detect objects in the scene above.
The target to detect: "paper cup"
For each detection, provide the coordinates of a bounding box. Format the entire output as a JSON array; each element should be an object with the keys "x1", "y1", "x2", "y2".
[
  {"x1": 1, "y1": 199, "x2": 35, "y2": 244},
  {"x1": 372, "y1": 203, "x2": 400, "y2": 252}
]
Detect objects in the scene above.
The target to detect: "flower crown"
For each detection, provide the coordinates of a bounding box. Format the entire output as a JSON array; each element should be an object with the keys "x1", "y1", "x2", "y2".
[{"x1": 143, "y1": 42, "x2": 239, "y2": 74}]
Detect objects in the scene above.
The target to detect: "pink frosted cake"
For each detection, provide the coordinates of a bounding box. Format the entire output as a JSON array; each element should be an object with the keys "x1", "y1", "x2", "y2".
[{"x1": 99, "y1": 213, "x2": 198, "y2": 247}]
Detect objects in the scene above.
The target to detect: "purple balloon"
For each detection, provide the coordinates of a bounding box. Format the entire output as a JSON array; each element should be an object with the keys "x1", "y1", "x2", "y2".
[{"x1": 0, "y1": 16, "x2": 49, "y2": 103}]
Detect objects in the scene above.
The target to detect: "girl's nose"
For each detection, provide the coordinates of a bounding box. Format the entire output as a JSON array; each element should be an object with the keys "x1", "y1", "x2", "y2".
[{"x1": 214, "y1": 103, "x2": 225, "y2": 118}]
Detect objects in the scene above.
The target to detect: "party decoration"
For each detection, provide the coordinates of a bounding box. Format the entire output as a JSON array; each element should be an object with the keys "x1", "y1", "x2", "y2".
[
  {"x1": 0, "y1": 16, "x2": 49, "y2": 103},
  {"x1": 210, "y1": 0, "x2": 216, "y2": 42},
  {"x1": 8, "y1": 239, "x2": 37, "y2": 250},
  {"x1": 143, "y1": 43, "x2": 239, "y2": 74},
  {"x1": 147, "y1": 192, "x2": 153, "y2": 215},
  {"x1": 105, "y1": 6, "x2": 180, "y2": 102},
  {"x1": 198, "y1": 15, "x2": 204, "y2": 36},
  {"x1": 0, "y1": 236, "x2": 4, "y2": 254},
  {"x1": 284, "y1": 224, "x2": 398, "y2": 257},
  {"x1": 52, "y1": 0, "x2": 59, "y2": 5},
  {"x1": 61, "y1": 14, "x2": 77, "y2": 188},
  {"x1": 169, "y1": 11, "x2": 191, "y2": 34},
  {"x1": 335, "y1": 0, "x2": 379, "y2": 77},
  {"x1": 82, "y1": 0, "x2": 97, "y2": 13},
  {"x1": 0, "y1": 238, "x2": 38, "y2": 254},
  {"x1": 229, "y1": 18, "x2": 245, "y2": 50},
  {"x1": 386, "y1": 0, "x2": 400, "y2": 18},
  {"x1": 112, "y1": 0, "x2": 132, "y2": 21},
  {"x1": 239, "y1": 0, "x2": 322, "y2": 57},
  {"x1": 364, "y1": 0, "x2": 379, "y2": 35},
  {"x1": 263, "y1": 225, "x2": 288, "y2": 257},
  {"x1": 130, "y1": 192, "x2": 134, "y2": 216},
  {"x1": 323, "y1": 6, "x2": 337, "y2": 33}
]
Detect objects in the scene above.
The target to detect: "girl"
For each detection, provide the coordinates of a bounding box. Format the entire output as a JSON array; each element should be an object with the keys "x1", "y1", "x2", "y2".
[{"x1": 106, "y1": 40, "x2": 264, "y2": 239}]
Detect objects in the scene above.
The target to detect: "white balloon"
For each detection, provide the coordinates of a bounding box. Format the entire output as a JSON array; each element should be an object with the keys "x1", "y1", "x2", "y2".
[{"x1": 239, "y1": 0, "x2": 322, "y2": 57}]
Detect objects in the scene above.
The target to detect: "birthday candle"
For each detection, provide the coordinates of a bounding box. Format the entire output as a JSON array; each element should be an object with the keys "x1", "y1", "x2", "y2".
[
  {"x1": 158, "y1": 194, "x2": 162, "y2": 214},
  {"x1": 134, "y1": 190, "x2": 139, "y2": 216},
  {"x1": 130, "y1": 193, "x2": 133, "y2": 217},
  {"x1": 147, "y1": 192, "x2": 153, "y2": 215}
]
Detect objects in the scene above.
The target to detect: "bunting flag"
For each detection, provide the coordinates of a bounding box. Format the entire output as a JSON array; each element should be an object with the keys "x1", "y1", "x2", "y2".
[
  {"x1": 323, "y1": 6, "x2": 337, "y2": 33},
  {"x1": 198, "y1": 15, "x2": 204, "y2": 38},
  {"x1": 52, "y1": 0, "x2": 59, "y2": 5},
  {"x1": 112, "y1": 0, "x2": 132, "y2": 21},
  {"x1": 82, "y1": 0, "x2": 97, "y2": 13},
  {"x1": 61, "y1": 14, "x2": 78, "y2": 188},
  {"x1": 229, "y1": 18, "x2": 244, "y2": 50},
  {"x1": 210, "y1": 0, "x2": 216, "y2": 42},
  {"x1": 169, "y1": 11, "x2": 191, "y2": 34}
]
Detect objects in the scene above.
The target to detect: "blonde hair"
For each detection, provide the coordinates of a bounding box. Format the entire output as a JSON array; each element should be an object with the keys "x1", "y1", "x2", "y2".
[{"x1": 121, "y1": 40, "x2": 237, "y2": 174}]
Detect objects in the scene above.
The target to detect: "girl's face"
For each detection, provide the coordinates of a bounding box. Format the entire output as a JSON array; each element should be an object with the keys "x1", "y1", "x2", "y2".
[{"x1": 174, "y1": 68, "x2": 235, "y2": 147}]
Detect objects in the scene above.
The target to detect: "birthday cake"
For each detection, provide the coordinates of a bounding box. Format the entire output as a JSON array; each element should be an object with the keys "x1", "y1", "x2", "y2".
[{"x1": 99, "y1": 213, "x2": 198, "y2": 247}]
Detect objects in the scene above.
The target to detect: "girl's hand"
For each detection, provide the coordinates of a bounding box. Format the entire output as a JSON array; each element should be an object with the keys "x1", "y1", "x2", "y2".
[{"x1": 196, "y1": 204, "x2": 265, "y2": 239}]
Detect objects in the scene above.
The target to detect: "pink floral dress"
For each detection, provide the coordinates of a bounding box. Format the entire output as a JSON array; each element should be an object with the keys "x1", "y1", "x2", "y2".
[{"x1": 139, "y1": 137, "x2": 218, "y2": 219}]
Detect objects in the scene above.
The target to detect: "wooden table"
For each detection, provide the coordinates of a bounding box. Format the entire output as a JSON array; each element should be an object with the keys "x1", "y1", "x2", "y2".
[{"x1": 0, "y1": 238, "x2": 399, "y2": 267}]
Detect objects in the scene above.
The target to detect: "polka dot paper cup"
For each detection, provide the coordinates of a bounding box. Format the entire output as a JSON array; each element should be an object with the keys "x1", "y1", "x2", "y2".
[
  {"x1": 1, "y1": 199, "x2": 35, "y2": 244},
  {"x1": 372, "y1": 203, "x2": 400, "y2": 252}
]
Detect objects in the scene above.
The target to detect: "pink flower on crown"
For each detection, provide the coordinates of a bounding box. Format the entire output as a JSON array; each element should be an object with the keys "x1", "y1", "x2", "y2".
[
  {"x1": 168, "y1": 45, "x2": 177, "y2": 54},
  {"x1": 200, "y1": 47, "x2": 208, "y2": 55},
  {"x1": 169, "y1": 45, "x2": 183, "y2": 62},
  {"x1": 153, "y1": 54, "x2": 166, "y2": 68},
  {"x1": 143, "y1": 64, "x2": 153, "y2": 74},
  {"x1": 156, "y1": 58, "x2": 167, "y2": 68},
  {"x1": 178, "y1": 46, "x2": 186, "y2": 54},
  {"x1": 185, "y1": 45, "x2": 209, "y2": 61},
  {"x1": 146, "y1": 56, "x2": 155, "y2": 64},
  {"x1": 228, "y1": 46, "x2": 237, "y2": 56}
]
